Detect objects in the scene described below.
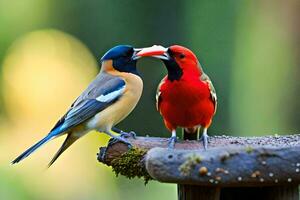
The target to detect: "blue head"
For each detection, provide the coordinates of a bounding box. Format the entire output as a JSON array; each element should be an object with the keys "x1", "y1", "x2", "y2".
[{"x1": 101, "y1": 45, "x2": 141, "y2": 75}]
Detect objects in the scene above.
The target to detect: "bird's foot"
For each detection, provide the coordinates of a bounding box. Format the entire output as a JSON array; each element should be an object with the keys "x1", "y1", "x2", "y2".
[
  {"x1": 167, "y1": 136, "x2": 177, "y2": 149},
  {"x1": 120, "y1": 131, "x2": 136, "y2": 139},
  {"x1": 199, "y1": 134, "x2": 209, "y2": 150},
  {"x1": 109, "y1": 136, "x2": 133, "y2": 148}
]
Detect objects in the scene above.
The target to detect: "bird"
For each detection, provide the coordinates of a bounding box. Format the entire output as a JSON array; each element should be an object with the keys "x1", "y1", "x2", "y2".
[
  {"x1": 135, "y1": 45, "x2": 217, "y2": 149},
  {"x1": 12, "y1": 45, "x2": 144, "y2": 166}
]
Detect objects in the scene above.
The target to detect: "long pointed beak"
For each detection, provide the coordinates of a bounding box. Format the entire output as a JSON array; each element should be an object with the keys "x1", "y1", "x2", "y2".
[{"x1": 133, "y1": 45, "x2": 170, "y2": 60}]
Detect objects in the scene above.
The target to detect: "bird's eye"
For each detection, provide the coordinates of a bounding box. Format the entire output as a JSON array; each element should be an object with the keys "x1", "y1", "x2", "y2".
[
  {"x1": 122, "y1": 50, "x2": 132, "y2": 58},
  {"x1": 179, "y1": 53, "x2": 185, "y2": 59}
]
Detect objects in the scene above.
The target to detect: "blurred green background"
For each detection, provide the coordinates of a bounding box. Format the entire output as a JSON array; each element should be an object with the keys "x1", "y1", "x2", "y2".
[{"x1": 1, "y1": 0, "x2": 299, "y2": 199}]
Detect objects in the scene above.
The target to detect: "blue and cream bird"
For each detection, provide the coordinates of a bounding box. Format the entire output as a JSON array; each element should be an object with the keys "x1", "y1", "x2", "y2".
[{"x1": 12, "y1": 45, "x2": 143, "y2": 167}]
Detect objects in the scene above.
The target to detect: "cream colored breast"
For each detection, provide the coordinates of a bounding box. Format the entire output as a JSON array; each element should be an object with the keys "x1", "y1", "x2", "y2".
[
  {"x1": 87, "y1": 65, "x2": 143, "y2": 131},
  {"x1": 107, "y1": 71, "x2": 143, "y2": 124}
]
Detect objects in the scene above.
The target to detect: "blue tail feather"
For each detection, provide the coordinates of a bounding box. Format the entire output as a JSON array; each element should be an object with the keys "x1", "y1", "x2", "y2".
[{"x1": 11, "y1": 134, "x2": 54, "y2": 164}]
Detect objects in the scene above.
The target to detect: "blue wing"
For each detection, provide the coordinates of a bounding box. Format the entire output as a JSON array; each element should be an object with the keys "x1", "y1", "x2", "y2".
[
  {"x1": 52, "y1": 74, "x2": 126, "y2": 134},
  {"x1": 11, "y1": 73, "x2": 125, "y2": 164}
]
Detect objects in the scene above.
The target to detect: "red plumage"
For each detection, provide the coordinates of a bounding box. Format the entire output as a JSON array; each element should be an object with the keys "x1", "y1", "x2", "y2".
[
  {"x1": 137, "y1": 45, "x2": 217, "y2": 148},
  {"x1": 158, "y1": 74, "x2": 215, "y2": 131}
]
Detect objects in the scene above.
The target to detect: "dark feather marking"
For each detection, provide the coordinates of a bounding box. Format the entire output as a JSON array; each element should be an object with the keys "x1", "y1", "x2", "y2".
[{"x1": 51, "y1": 72, "x2": 126, "y2": 134}]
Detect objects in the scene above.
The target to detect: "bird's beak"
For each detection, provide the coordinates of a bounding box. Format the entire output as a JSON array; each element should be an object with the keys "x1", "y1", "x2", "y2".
[
  {"x1": 133, "y1": 45, "x2": 170, "y2": 60},
  {"x1": 131, "y1": 48, "x2": 143, "y2": 60}
]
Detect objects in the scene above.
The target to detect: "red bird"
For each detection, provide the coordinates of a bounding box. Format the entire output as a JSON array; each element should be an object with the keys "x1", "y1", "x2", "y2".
[{"x1": 136, "y1": 45, "x2": 217, "y2": 149}]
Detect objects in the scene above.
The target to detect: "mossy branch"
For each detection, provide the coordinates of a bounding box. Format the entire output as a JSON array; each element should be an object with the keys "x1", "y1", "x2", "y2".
[
  {"x1": 110, "y1": 147, "x2": 152, "y2": 184},
  {"x1": 98, "y1": 134, "x2": 300, "y2": 186},
  {"x1": 97, "y1": 139, "x2": 153, "y2": 184}
]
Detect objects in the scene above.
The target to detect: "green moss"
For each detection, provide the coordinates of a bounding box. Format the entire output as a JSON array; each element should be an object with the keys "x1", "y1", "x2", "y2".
[
  {"x1": 179, "y1": 154, "x2": 202, "y2": 176},
  {"x1": 245, "y1": 146, "x2": 253, "y2": 153},
  {"x1": 110, "y1": 147, "x2": 153, "y2": 184}
]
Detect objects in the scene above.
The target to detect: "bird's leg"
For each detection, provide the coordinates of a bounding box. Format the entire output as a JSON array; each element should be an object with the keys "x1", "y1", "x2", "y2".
[
  {"x1": 199, "y1": 128, "x2": 209, "y2": 150},
  {"x1": 111, "y1": 127, "x2": 136, "y2": 139},
  {"x1": 111, "y1": 127, "x2": 122, "y2": 134},
  {"x1": 168, "y1": 130, "x2": 177, "y2": 149},
  {"x1": 103, "y1": 130, "x2": 133, "y2": 148}
]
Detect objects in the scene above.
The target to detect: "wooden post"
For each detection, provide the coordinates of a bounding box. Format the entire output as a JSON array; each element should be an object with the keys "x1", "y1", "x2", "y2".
[
  {"x1": 220, "y1": 186, "x2": 299, "y2": 200},
  {"x1": 178, "y1": 130, "x2": 221, "y2": 200},
  {"x1": 98, "y1": 135, "x2": 300, "y2": 200},
  {"x1": 178, "y1": 185, "x2": 220, "y2": 200}
]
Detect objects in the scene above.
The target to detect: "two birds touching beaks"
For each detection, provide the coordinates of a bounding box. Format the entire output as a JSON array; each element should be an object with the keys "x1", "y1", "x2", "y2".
[{"x1": 12, "y1": 44, "x2": 217, "y2": 167}]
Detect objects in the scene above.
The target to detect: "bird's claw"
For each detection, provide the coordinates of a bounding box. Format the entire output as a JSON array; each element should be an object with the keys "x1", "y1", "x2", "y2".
[
  {"x1": 109, "y1": 136, "x2": 133, "y2": 148},
  {"x1": 120, "y1": 131, "x2": 136, "y2": 139},
  {"x1": 167, "y1": 136, "x2": 177, "y2": 149},
  {"x1": 199, "y1": 134, "x2": 209, "y2": 150}
]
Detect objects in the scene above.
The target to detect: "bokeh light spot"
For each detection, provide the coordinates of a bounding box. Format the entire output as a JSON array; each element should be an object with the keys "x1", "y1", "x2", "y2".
[{"x1": 2, "y1": 29, "x2": 98, "y2": 128}]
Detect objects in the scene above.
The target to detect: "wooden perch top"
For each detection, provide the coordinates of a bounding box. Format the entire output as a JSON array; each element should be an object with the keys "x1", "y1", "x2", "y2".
[{"x1": 98, "y1": 134, "x2": 300, "y2": 186}]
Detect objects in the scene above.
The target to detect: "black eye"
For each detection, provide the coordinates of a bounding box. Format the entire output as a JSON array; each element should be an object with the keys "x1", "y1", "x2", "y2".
[
  {"x1": 123, "y1": 49, "x2": 133, "y2": 57},
  {"x1": 179, "y1": 53, "x2": 185, "y2": 59}
]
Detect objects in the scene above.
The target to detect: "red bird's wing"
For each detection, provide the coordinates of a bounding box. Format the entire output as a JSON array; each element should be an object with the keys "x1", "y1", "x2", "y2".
[
  {"x1": 156, "y1": 77, "x2": 167, "y2": 113},
  {"x1": 200, "y1": 73, "x2": 217, "y2": 114}
]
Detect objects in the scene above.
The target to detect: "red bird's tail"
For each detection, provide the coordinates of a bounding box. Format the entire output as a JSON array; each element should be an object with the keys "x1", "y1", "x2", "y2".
[{"x1": 183, "y1": 127, "x2": 199, "y2": 140}]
